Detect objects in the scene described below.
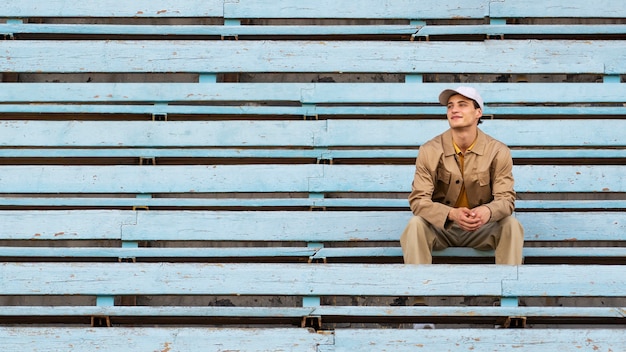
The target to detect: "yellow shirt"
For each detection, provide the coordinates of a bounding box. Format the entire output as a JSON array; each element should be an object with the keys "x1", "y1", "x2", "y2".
[{"x1": 453, "y1": 139, "x2": 476, "y2": 208}]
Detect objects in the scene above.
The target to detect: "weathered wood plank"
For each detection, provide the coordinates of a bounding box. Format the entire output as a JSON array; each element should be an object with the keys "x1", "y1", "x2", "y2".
[
  {"x1": 2, "y1": 83, "x2": 625, "y2": 104},
  {"x1": 0, "y1": 327, "x2": 331, "y2": 352},
  {"x1": 516, "y1": 212, "x2": 626, "y2": 242},
  {"x1": 0, "y1": 210, "x2": 134, "y2": 240},
  {"x1": 123, "y1": 210, "x2": 408, "y2": 242},
  {"x1": 0, "y1": 247, "x2": 318, "y2": 259},
  {"x1": 330, "y1": 328, "x2": 626, "y2": 352},
  {"x1": 0, "y1": 120, "x2": 320, "y2": 147},
  {"x1": 0, "y1": 165, "x2": 323, "y2": 193},
  {"x1": 2, "y1": 40, "x2": 625, "y2": 74},
  {"x1": 0, "y1": 263, "x2": 516, "y2": 296},
  {"x1": 223, "y1": 0, "x2": 489, "y2": 19},
  {"x1": 314, "y1": 247, "x2": 626, "y2": 260},
  {"x1": 0, "y1": 23, "x2": 420, "y2": 37},
  {"x1": 319, "y1": 119, "x2": 626, "y2": 147},
  {"x1": 2, "y1": 147, "x2": 626, "y2": 160},
  {"x1": 503, "y1": 265, "x2": 626, "y2": 297},
  {"x1": 2, "y1": 23, "x2": 625, "y2": 40},
  {"x1": 0, "y1": 263, "x2": 621, "y2": 308},
  {"x1": 119, "y1": 211, "x2": 626, "y2": 242},
  {"x1": 0, "y1": 165, "x2": 624, "y2": 194},
  {"x1": 299, "y1": 83, "x2": 626, "y2": 104},
  {"x1": 306, "y1": 165, "x2": 626, "y2": 193},
  {"x1": 0, "y1": 197, "x2": 624, "y2": 210},
  {"x1": 2, "y1": 208, "x2": 625, "y2": 243},
  {"x1": 314, "y1": 306, "x2": 626, "y2": 321},
  {"x1": 6, "y1": 0, "x2": 622, "y2": 20},
  {"x1": 0, "y1": 210, "x2": 624, "y2": 259},
  {"x1": 0, "y1": 83, "x2": 310, "y2": 103},
  {"x1": 416, "y1": 24, "x2": 626, "y2": 38},
  {"x1": 1, "y1": 104, "x2": 624, "y2": 116},
  {"x1": 3, "y1": 305, "x2": 623, "y2": 321},
  {"x1": 2, "y1": 246, "x2": 625, "y2": 260},
  {"x1": 0, "y1": 306, "x2": 315, "y2": 319},
  {"x1": 490, "y1": 0, "x2": 626, "y2": 18},
  {"x1": 3, "y1": 0, "x2": 224, "y2": 17},
  {"x1": 1, "y1": 119, "x2": 626, "y2": 148}
]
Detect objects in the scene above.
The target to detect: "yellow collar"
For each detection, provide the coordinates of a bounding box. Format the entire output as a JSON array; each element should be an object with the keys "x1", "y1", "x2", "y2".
[{"x1": 453, "y1": 138, "x2": 477, "y2": 155}]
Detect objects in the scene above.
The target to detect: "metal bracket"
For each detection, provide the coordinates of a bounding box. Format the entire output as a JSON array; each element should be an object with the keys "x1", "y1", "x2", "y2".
[
  {"x1": 139, "y1": 157, "x2": 156, "y2": 165},
  {"x1": 152, "y1": 113, "x2": 167, "y2": 121},
  {"x1": 502, "y1": 316, "x2": 527, "y2": 328},
  {"x1": 135, "y1": 159, "x2": 154, "y2": 209},
  {"x1": 308, "y1": 243, "x2": 326, "y2": 263},
  {"x1": 119, "y1": 241, "x2": 138, "y2": 263},
  {"x1": 308, "y1": 256, "x2": 327, "y2": 264},
  {"x1": 487, "y1": 34, "x2": 504, "y2": 40},
  {"x1": 301, "y1": 316, "x2": 322, "y2": 330},
  {"x1": 118, "y1": 256, "x2": 137, "y2": 264},
  {"x1": 133, "y1": 194, "x2": 152, "y2": 211},
  {"x1": 309, "y1": 204, "x2": 326, "y2": 211},
  {"x1": 309, "y1": 193, "x2": 326, "y2": 211},
  {"x1": 3, "y1": 19, "x2": 21, "y2": 40},
  {"x1": 316, "y1": 158, "x2": 332, "y2": 165},
  {"x1": 91, "y1": 316, "x2": 112, "y2": 327},
  {"x1": 93, "y1": 295, "x2": 114, "y2": 327}
]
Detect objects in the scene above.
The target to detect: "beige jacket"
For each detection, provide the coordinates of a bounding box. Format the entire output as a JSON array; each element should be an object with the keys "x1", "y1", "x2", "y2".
[{"x1": 408, "y1": 128, "x2": 516, "y2": 229}]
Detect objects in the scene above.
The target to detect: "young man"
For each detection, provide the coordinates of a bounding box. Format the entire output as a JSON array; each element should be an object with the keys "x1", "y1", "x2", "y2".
[{"x1": 400, "y1": 87, "x2": 524, "y2": 267}]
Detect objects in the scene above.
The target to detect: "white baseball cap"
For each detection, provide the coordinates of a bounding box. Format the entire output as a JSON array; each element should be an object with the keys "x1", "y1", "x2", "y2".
[{"x1": 438, "y1": 86, "x2": 484, "y2": 111}]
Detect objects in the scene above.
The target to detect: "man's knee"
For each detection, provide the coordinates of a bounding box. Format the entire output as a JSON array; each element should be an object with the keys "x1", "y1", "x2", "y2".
[
  {"x1": 495, "y1": 216, "x2": 524, "y2": 265},
  {"x1": 498, "y1": 216, "x2": 524, "y2": 242},
  {"x1": 401, "y1": 216, "x2": 436, "y2": 264},
  {"x1": 401, "y1": 216, "x2": 431, "y2": 240},
  {"x1": 408, "y1": 215, "x2": 430, "y2": 229}
]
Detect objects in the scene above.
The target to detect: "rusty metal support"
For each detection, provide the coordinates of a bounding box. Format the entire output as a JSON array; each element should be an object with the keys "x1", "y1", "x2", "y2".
[
  {"x1": 91, "y1": 315, "x2": 112, "y2": 327},
  {"x1": 301, "y1": 316, "x2": 322, "y2": 330},
  {"x1": 503, "y1": 316, "x2": 527, "y2": 328}
]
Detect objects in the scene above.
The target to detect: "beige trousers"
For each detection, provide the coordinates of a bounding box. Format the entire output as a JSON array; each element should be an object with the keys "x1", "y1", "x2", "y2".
[{"x1": 400, "y1": 215, "x2": 524, "y2": 265}]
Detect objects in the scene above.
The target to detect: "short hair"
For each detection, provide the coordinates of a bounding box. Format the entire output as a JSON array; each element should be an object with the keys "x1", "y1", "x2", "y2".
[{"x1": 472, "y1": 100, "x2": 483, "y2": 125}]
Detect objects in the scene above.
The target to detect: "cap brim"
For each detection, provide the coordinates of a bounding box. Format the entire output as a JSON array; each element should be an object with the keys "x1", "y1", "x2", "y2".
[{"x1": 438, "y1": 89, "x2": 459, "y2": 106}]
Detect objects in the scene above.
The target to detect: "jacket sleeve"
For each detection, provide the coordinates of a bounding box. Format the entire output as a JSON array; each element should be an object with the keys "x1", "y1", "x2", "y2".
[
  {"x1": 484, "y1": 146, "x2": 516, "y2": 222},
  {"x1": 408, "y1": 146, "x2": 452, "y2": 229}
]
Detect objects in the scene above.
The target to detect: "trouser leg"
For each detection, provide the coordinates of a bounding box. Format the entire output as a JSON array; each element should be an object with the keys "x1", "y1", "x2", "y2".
[
  {"x1": 493, "y1": 216, "x2": 524, "y2": 265},
  {"x1": 401, "y1": 215, "x2": 524, "y2": 265},
  {"x1": 400, "y1": 216, "x2": 442, "y2": 265},
  {"x1": 455, "y1": 216, "x2": 524, "y2": 265},
  {"x1": 400, "y1": 216, "x2": 442, "y2": 305}
]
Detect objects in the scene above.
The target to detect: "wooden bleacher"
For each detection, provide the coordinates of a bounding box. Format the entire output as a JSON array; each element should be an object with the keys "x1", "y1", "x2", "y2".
[{"x1": 1, "y1": 0, "x2": 625, "y2": 350}]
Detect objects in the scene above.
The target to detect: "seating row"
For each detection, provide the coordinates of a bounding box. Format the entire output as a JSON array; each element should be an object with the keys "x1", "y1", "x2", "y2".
[{"x1": 1, "y1": 0, "x2": 624, "y2": 350}]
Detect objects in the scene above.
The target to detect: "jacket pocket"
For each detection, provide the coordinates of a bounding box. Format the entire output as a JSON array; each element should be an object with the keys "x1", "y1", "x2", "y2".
[
  {"x1": 477, "y1": 171, "x2": 491, "y2": 187},
  {"x1": 437, "y1": 169, "x2": 451, "y2": 185}
]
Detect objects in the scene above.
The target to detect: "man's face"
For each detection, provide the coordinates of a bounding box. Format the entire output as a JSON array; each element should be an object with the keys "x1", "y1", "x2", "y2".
[{"x1": 446, "y1": 94, "x2": 482, "y2": 129}]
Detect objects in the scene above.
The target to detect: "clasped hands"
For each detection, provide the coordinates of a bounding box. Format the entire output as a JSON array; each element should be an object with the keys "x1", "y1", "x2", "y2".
[{"x1": 448, "y1": 205, "x2": 492, "y2": 232}]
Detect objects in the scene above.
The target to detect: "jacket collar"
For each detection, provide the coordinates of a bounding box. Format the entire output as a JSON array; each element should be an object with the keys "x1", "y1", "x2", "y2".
[{"x1": 442, "y1": 128, "x2": 487, "y2": 157}]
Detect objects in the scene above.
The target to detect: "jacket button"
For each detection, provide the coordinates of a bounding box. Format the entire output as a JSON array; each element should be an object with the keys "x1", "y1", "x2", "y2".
[{"x1": 455, "y1": 180, "x2": 461, "y2": 184}]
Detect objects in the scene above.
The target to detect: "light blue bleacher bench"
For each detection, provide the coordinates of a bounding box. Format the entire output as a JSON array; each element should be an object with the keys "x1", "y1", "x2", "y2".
[
  {"x1": 1, "y1": 262, "x2": 625, "y2": 349},
  {"x1": 1, "y1": 0, "x2": 625, "y2": 351},
  {"x1": 3, "y1": 0, "x2": 625, "y2": 39},
  {"x1": 0, "y1": 85, "x2": 624, "y2": 262}
]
